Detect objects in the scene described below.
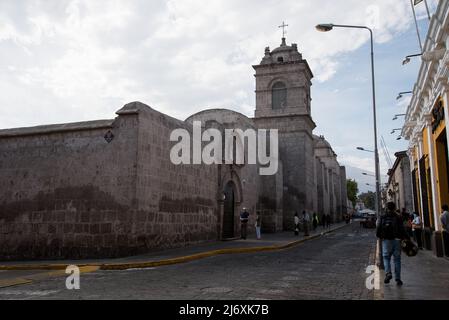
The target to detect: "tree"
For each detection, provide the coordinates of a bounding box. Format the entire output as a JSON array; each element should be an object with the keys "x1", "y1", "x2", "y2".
[
  {"x1": 359, "y1": 191, "x2": 376, "y2": 210},
  {"x1": 346, "y1": 179, "x2": 358, "y2": 207}
]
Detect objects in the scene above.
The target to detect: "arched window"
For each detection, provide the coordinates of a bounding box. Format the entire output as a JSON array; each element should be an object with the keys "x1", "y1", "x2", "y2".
[{"x1": 272, "y1": 82, "x2": 287, "y2": 109}]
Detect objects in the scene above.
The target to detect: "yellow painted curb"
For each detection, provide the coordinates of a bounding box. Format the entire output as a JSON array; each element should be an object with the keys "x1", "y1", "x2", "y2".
[
  {"x1": 100, "y1": 224, "x2": 348, "y2": 270},
  {"x1": 0, "y1": 266, "x2": 99, "y2": 289},
  {"x1": 0, "y1": 278, "x2": 33, "y2": 289},
  {"x1": 0, "y1": 263, "x2": 92, "y2": 271},
  {"x1": 0, "y1": 224, "x2": 348, "y2": 272}
]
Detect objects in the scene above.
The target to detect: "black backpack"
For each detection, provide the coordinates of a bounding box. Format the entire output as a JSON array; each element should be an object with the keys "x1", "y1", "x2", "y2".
[{"x1": 381, "y1": 214, "x2": 397, "y2": 239}]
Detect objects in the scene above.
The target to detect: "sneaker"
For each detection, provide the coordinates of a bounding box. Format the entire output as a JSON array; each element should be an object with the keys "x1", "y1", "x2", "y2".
[
  {"x1": 384, "y1": 273, "x2": 392, "y2": 284},
  {"x1": 396, "y1": 279, "x2": 403, "y2": 286}
]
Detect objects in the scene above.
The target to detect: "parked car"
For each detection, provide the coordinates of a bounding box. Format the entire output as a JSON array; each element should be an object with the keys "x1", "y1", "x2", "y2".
[{"x1": 361, "y1": 215, "x2": 377, "y2": 228}]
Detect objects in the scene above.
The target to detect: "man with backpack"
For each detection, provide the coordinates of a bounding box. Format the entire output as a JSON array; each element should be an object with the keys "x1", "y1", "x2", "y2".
[{"x1": 376, "y1": 202, "x2": 409, "y2": 286}]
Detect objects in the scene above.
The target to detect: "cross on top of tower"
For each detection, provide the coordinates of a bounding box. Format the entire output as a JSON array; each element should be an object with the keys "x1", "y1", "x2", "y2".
[{"x1": 278, "y1": 21, "x2": 288, "y2": 39}]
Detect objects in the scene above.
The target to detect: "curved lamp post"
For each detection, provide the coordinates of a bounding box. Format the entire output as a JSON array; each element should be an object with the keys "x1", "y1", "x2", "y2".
[
  {"x1": 397, "y1": 91, "x2": 413, "y2": 100},
  {"x1": 357, "y1": 147, "x2": 374, "y2": 153},
  {"x1": 317, "y1": 23, "x2": 383, "y2": 269},
  {"x1": 393, "y1": 114, "x2": 406, "y2": 121},
  {"x1": 402, "y1": 53, "x2": 422, "y2": 65}
]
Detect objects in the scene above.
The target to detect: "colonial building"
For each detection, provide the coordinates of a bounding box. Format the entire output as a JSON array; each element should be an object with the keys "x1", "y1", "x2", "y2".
[
  {"x1": 386, "y1": 151, "x2": 413, "y2": 213},
  {"x1": 402, "y1": 0, "x2": 449, "y2": 257},
  {"x1": 0, "y1": 37, "x2": 347, "y2": 260}
]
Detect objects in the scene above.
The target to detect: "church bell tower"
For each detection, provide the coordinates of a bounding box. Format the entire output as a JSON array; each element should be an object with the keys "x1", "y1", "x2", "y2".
[
  {"x1": 253, "y1": 29, "x2": 316, "y2": 231},
  {"x1": 253, "y1": 37, "x2": 313, "y2": 118}
]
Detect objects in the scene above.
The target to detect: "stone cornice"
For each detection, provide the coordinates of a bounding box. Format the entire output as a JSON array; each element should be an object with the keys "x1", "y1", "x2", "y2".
[{"x1": 404, "y1": 1, "x2": 449, "y2": 136}]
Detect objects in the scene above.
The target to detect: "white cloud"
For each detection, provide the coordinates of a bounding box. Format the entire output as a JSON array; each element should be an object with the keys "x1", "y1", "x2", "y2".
[{"x1": 0, "y1": 0, "x2": 438, "y2": 129}]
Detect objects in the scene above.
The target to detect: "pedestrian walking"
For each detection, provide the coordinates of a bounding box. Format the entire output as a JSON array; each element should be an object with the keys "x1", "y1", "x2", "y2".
[
  {"x1": 255, "y1": 212, "x2": 262, "y2": 240},
  {"x1": 312, "y1": 213, "x2": 319, "y2": 231},
  {"x1": 302, "y1": 211, "x2": 310, "y2": 236},
  {"x1": 321, "y1": 214, "x2": 326, "y2": 229},
  {"x1": 376, "y1": 202, "x2": 409, "y2": 286},
  {"x1": 240, "y1": 207, "x2": 249, "y2": 240},
  {"x1": 411, "y1": 212, "x2": 423, "y2": 249},
  {"x1": 294, "y1": 212, "x2": 300, "y2": 236}
]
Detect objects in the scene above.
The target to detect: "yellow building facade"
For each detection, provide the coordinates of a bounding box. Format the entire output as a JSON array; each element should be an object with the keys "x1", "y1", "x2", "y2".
[{"x1": 403, "y1": 0, "x2": 449, "y2": 257}]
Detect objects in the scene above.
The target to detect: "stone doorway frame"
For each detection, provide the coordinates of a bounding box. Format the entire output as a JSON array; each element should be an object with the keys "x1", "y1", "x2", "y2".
[{"x1": 217, "y1": 169, "x2": 243, "y2": 240}]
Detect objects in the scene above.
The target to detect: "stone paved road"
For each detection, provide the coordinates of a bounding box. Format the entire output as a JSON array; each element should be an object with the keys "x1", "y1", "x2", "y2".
[{"x1": 0, "y1": 225, "x2": 377, "y2": 300}]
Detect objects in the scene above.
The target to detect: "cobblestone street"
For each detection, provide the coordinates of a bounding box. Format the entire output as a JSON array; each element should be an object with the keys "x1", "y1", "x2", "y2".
[{"x1": 0, "y1": 225, "x2": 378, "y2": 300}]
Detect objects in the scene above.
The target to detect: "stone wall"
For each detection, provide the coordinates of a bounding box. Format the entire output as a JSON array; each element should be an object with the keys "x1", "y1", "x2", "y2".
[
  {"x1": 340, "y1": 166, "x2": 348, "y2": 216},
  {"x1": 185, "y1": 109, "x2": 261, "y2": 237},
  {"x1": 133, "y1": 103, "x2": 219, "y2": 249},
  {"x1": 0, "y1": 102, "x2": 220, "y2": 260},
  {"x1": 0, "y1": 113, "x2": 139, "y2": 259}
]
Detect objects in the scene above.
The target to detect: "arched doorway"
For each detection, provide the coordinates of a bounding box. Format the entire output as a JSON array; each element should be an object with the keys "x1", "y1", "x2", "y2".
[{"x1": 223, "y1": 182, "x2": 235, "y2": 238}]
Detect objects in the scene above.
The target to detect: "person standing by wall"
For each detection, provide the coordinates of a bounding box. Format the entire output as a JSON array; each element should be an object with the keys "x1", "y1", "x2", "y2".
[
  {"x1": 302, "y1": 211, "x2": 310, "y2": 236},
  {"x1": 294, "y1": 212, "x2": 300, "y2": 236},
  {"x1": 312, "y1": 213, "x2": 319, "y2": 231},
  {"x1": 441, "y1": 205, "x2": 449, "y2": 256},
  {"x1": 441, "y1": 205, "x2": 449, "y2": 232},
  {"x1": 240, "y1": 207, "x2": 250, "y2": 240},
  {"x1": 326, "y1": 214, "x2": 331, "y2": 229},
  {"x1": 401, "y1": 208, "x2": 413, "y2": 238},
  {"x1": 255, "y1": 212, "x2": 262, "y2": 240},
  {"x1": 411, "y1": 212, "x2": 423, "y2": 249}
]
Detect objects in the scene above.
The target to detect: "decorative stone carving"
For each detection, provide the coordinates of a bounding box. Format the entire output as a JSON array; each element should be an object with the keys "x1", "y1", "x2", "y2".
[
  {"x1": 104, "y1": 130, "x2": 114, "y2": 143},
  {"x1": 432, "y1": 100, "x2": 445, "y2": 132},
  {"x1": 422, "y1": 48, "x2": 447, "y2": 62}
]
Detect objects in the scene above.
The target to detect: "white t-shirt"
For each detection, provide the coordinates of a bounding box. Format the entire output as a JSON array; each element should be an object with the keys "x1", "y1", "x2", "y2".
[
  {"x1": 294, "y1": 216, "x2": 300, "y2": 225},
  {"x1": 412, "y1": 216, "x2": 421, "y2": 230}
]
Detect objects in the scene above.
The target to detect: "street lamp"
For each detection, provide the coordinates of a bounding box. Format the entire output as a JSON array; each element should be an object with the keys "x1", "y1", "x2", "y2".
[
  {"x1": 357, "y1": 147, "x2": 374, "y2": 153},
  {"x1": 317, "y1": 23, "x2": 383, "y2": 269},
  {"x1": 363, "y1": 172, "x2": 375, "y2": 177},
  {"x1": 402, "y1": 53, "x2": 422, "y2": 65},
  {"x1": 315, "y1": 23, "x2": 334, "y2": 32},
  {"x1": 396, "y1": 91, "x2": 413, "y2": 100},
  {"x1": 393, "y1": 114, "x2": 406, "y2": 121},
  {"x1": 390, "y1": 128, "x2": 402, "y2": 135}
]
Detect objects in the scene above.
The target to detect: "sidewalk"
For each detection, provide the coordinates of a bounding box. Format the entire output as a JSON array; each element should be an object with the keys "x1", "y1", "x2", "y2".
[
  {"x1": 379, "y1": 249, "x2": 449, "y2": 300},
  {"x1": 0, "y1": 223, "x2": 347, "y2": 271}
]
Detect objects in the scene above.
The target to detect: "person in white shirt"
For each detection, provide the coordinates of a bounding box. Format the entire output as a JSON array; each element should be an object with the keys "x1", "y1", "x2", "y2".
[
  {"x1": 412, "y1": 212, "x2": 423, "y2": 249},
  {"x1": 294, "y1": 212, "x2": 300, "y2": 236},
  {"x1": 255, "y1": 213, "x2": 262, "y2": 240}
]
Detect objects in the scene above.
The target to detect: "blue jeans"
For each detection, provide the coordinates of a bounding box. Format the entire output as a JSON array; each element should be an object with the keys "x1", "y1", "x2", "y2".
[
  {"x1": 256, "y1": 226, "x2": 261, "y2": 239},
  {"x1": 382, "y1": 239, "x2": 401, "y2": 280}
]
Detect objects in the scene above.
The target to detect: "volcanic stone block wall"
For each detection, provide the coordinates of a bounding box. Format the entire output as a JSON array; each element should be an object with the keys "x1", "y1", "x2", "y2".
[
  {"x1": 0, "y1": 102, "x2": 219, "y2": 260},
  {"x1": 255, "y1": 115, "x2": 316, "y2": 231},
  {"x1": 133, "y1": 102, "x2": 219, "y2": 249},
  {"x1": 0, "y1": 115, "x2": 139, "y2": 260}
]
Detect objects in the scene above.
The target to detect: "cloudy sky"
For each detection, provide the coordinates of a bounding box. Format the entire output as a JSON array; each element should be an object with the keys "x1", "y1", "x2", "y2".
[{"x1": 0, "y1": 0, "x2": 439, "y2": 193}]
